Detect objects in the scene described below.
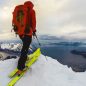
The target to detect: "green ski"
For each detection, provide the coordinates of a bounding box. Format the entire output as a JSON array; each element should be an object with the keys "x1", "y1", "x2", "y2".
[{"x1": 8, "y1": 48, "x2": 41, "y2": 86}]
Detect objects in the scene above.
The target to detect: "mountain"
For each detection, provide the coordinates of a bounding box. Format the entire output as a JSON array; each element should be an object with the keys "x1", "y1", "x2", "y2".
[
  {"x1": 0, "y1": 54, "x2": 86, "y2": 86},
  {"x1": 0, "y1": 43, "x2": 22, "y2": 51},
  {"x1": 0, "y1": 35, "x2": 86, "y2": 47}
]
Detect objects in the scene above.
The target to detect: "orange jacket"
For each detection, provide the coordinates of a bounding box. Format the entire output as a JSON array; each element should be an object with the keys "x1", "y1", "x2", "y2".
[{"x1": 12, "y1": 1, "x2": 36, "y2": 37}]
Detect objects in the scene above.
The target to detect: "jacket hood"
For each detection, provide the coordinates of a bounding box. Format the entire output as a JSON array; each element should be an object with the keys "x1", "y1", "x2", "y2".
[{"x1": 24, "y1": 1, "x2": 34, "y2": 9}]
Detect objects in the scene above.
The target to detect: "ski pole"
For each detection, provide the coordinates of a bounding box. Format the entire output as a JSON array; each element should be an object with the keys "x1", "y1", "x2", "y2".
[
  {"x1": 31, "y1": 36, "x2": 37, "y2": 50},
  {"x1": 35, "y1": 34, "x2": 41, "y2": 46},
  {"x1": 33, "y1": 35, "x2": 48, "y2": 61}
]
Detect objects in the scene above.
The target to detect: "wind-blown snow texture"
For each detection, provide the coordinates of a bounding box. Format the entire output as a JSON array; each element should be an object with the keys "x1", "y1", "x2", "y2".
[{"x1": 0, "y1": 54, "x2": 86, "y2": 86}]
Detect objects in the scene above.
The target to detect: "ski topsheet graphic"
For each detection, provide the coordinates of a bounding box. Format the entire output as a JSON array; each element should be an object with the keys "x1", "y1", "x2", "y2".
[{"x1": 8, "y1": 48, "x2": 41, "y2": 86}]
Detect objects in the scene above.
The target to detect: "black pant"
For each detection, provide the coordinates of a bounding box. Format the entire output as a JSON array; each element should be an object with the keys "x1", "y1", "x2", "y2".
[{"x1": 17, "y1": 35, "x2": 32, "y2": 70}]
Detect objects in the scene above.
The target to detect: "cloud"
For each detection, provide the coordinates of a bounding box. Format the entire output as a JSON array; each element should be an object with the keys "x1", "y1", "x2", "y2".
[
  {"x1": 0, "y1": 32, "x2": 18, "y2": 40},
  {"x1": 59, "y1": 0, "x2": 86, "y2": 26},
  {"x1": 0, "y1": 0, "x2": 86, "y2": 40}
]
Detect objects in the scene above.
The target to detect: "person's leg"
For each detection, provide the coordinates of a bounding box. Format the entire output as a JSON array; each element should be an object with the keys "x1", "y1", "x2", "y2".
[{"x1": 17, "y1": 35, "x2": 32, "y2": 71}]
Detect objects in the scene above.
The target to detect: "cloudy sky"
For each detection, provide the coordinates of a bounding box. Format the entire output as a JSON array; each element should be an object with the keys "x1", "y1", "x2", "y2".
[{"x1": 0, "y1": 0, "x2": 86, "y2": 40}]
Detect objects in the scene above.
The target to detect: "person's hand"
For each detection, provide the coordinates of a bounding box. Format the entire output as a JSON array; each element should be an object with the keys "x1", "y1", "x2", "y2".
[
  {"x1": 19, "y1": 35, "x2": 24, "y2": 39},
  {"x1": 13, "y1": 25, "x2": 18, "y2": 32},
  {"x1": 33, "y1": 32, "x2": 36, "y2": 36}
]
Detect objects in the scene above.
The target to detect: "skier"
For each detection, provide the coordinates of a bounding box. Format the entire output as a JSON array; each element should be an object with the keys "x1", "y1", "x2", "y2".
[{"x1": 12, "y1": 1, "x2": 36, "y2": 75}]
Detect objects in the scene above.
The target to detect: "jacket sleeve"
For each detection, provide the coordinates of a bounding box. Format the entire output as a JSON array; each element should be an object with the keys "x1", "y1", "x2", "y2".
[{"x1": 31, "y1": 10, "x2": 36, "y2": 32}]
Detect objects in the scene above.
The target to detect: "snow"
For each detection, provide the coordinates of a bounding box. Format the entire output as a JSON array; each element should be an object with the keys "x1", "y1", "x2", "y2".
[
  {"x1": 0, "y1": 54, "x2": 86, "y2": 86},
  {"x1": 0, "y1": 43, "x2": 22, "y2": 51},
  {"x1": 1, "y1": 43, "x2": 11, "y2": 49}
]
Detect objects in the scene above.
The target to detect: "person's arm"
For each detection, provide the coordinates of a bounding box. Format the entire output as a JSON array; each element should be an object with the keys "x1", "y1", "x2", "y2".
[{"x1": 31, "y1": 10, "x2": 36, "y2": 35}]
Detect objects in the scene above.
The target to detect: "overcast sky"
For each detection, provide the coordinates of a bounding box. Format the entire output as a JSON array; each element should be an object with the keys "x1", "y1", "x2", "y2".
[{"x1": 0, "y1": 0, "x2": 86, "y2": 40}]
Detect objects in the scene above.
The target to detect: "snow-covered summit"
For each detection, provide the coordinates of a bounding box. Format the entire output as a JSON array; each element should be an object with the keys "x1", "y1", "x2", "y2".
[
  {"x1": 0, "y1": 54, "x2": 86, "y2": 86},
  {"x1": 0, "y1": 43, "x2": 22, "y2": 51}
]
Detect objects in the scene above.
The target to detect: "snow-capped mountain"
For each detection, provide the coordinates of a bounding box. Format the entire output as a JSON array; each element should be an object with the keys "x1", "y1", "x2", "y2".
[
  {"x1": 0, "y1": 43, "x2": 22, "y2": 51},
  {"x1": 0, "y1": 54, "x2": 86, "y2": 86}
]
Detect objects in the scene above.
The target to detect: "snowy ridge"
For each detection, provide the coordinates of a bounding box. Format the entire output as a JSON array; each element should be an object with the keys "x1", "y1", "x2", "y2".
[
  {"x1": 0, "y1": 43, "x2": 22, "y2": 51},
  {"x1": 0, "y1": 54, "x2": 86, "y2": 86}
]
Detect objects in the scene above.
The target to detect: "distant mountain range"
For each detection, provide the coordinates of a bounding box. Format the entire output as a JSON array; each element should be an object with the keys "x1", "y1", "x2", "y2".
[{"x1": 0, "y1": 35, "x2": 86, "y2": 47}]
